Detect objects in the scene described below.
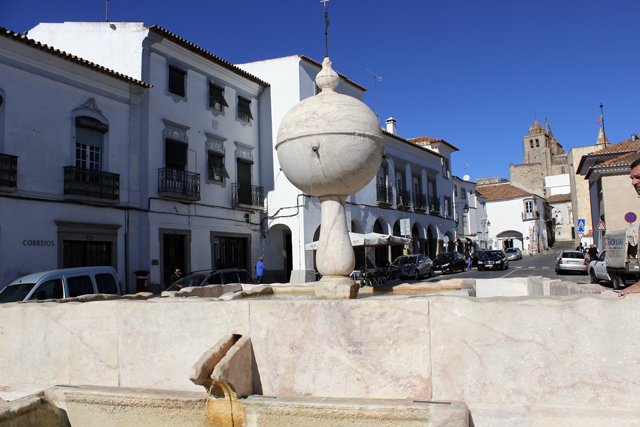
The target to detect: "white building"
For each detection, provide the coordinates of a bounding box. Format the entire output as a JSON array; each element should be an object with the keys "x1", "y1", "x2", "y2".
[
  {"x1": 453, "y1": 176, "x2": 489, "y2": 252},
  {"x1": 239, "y1": 56, "x2": 456, "y2": 280},
  {"x1": 476, "y1": 182, "x2": 552, "y2": 254},
  {"x1": 28, "y1": 22, "x2": 271, "y2": 290},
  {"x1": 0, "y1": 29, "x2": 149, "y2": 289},
  {"x1": 544, "y1": 174, "x2": 573, "y2": 242}
]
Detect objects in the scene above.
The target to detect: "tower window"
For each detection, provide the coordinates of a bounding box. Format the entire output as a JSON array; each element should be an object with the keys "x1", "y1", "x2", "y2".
[
  {"x1": 530, "y1": 140, "x2": 534, "y2": 148},
  {"x1": 535, "y1": 139, "x2": 539, "y2": 147}
]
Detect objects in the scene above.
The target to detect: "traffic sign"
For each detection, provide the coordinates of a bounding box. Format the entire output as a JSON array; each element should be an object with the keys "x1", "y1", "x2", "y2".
[
  {"x1": 625, "y1": 212, "x2": 637, "y2": 223},
  {"x1": 577, "y1": 219, "x2": 586, "y2": 233},
  {"x1": 595, "y1": 220, "x2": 606, "y2": 231},
  {"x1": 577, "y1": 232, "x2": 584, "y2": 240}
]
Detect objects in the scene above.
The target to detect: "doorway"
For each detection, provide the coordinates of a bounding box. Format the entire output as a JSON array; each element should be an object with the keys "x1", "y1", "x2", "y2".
[{"x1": 163, "y1": 233, "x2": 186, "y2": 288}]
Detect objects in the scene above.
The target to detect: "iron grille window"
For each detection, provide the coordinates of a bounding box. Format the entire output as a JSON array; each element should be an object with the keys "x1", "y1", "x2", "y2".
[
  {"x1": 168, "y1": 66, "x2": 186, "y2": 97},
  {"x1": 209, "y1": 84, "x2": 229, "y2": 111},
  {"x1": 208, "y1": 152, "x2": 230, "y2": 182},
  {"x1": 238, "y1": 97, "x2": 253, "y2": 122},
  {"x1": 63, "y1": 241, "x2": 112, "y2": 268}
]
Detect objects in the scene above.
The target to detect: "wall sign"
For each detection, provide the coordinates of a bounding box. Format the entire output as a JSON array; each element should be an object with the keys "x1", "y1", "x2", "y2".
[{"x1": 23, "y1": 240, "x2": 55, "y2": 247}]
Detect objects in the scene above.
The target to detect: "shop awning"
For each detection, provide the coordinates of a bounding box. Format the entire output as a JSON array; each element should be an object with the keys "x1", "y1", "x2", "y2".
[{"x1": 305, "y1": 232, "x2": 411, "y2": 251}]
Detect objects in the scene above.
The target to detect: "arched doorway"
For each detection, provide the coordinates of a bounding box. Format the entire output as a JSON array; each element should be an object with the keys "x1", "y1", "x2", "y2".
[
  {"x1": 391, "y1": 221, "x2": 403, "y2": 262},
  {"x1": 427, "y1": 224, "x2": 438, "y2": 259},
  {"x1": 444, "y1": 231, "x2": 454, "y2": 253},
  {"x1": 267, "y1": 224, "x2": 293, "y2": 283},
  {"x1": 496, "y1": 230, "x2": 524, "y2": 250},
  {"x1": 373, "y1": 219, "x2": 388, "y2": 267},
  {"x1": 412, "y1": 223, "x2": 424, "y2": 255}
]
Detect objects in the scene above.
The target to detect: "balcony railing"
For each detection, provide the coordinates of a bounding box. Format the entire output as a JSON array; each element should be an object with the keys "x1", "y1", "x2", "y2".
[
  {"x1": 376, "y1": 184, "x2": 394, "y2": 206},
  {"x1": 64, "y1": 166, "x2": 119, "y2": 200},
  {"x1": 396, "y1": 189, "x2": 411, "y2": 209},
  {"x1": 232, "y1": 183, "x2": 264, "y2": 208},
  {"x1": 414, "y1": 193, "x2": 427, "y2": 212},
  {"x1": 522, "y1": 211, "x2": 539, "y2": 221},
  {"x1": 429, "y1": 197, "x2": 441, "y2": 214},
  {"x1": 0, "y1": 153, "x2": 17, "y2": 189},
  {"x1": 158, "y1": 167, "x2": 200, "y2": 201}
]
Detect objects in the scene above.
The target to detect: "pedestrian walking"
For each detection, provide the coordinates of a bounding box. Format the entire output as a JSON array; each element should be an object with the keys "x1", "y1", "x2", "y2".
[
  {"x1": 587, "y1": 244, "x2": 598, "y2": 262},
  {"x1": 256, "y1": 256, "x2": 265, "y2": 284},
  {"x1": 467, "y1": 248, "x2": 473, "y2": 270}
]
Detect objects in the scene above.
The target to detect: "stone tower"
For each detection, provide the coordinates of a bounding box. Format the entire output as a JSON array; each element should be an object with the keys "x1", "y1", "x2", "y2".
[{"x1": 523, "y1": 118, "x2": 567, "y2": 176}]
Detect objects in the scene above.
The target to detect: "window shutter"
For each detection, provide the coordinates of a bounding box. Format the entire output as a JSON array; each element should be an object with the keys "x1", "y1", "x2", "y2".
[
  {"x1": 238, "y1": 97, "x2": 253, "y2": 120},
  {"x1": 76, "y1": 126, "x2": 103, "y2": 148},
  {"x1": 209, "y1": 84, "x2": 229, "y2": 108}
]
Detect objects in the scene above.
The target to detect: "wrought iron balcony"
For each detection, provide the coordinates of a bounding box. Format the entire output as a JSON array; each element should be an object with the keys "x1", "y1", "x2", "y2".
[
  {"x1": 232, "y1": 183, "x2": 264, "y2": 209},
  {"x1": 429, "y1": 197, "x2": 441, "y2": 214},
  {"x1": 376, "y1": 184, "x2": 394, "y2": 206},
  {"x1": 396, "y1": 189, "x2": 411, "y2": 209},
  {"x1": 522, "y1": 211, "x2": 538, "y2": 221},
  {"x1": 64, "y1": 166, "x2": 119, "y2": 200},
  {"x1": 0, "y1": 153, "x2": 17, "y2": 189},
  {"x1": 158, "y1": 167, "x2": 200, "y2": 201},
  {"x1": 414, "y1": 193, "x2": 427, "y2": 212}
]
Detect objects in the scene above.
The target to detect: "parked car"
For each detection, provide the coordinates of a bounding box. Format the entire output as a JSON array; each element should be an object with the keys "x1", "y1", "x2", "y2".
[
  {"x1": 432, "y1": 252, "x2": 467, "y2": 274},
  {"x1": 166, "y1": 268, "x2": 255, "y2": 291},
  {"x1": 589, "y1": 250, "x2": 610, "y2": 284},
  {"x1": 505, "y1": 247, "x2": 522, "y2": 261},
  {"x1": 477, "y1": 250, "x2": 509, "y2": 271},
  {"x1": 554, "y1": 250, "x2": 588, "y2": 275},
  {"x1": 390, "y1": 254, "x2": 433, "y2": 280},
  {"x1": 0, "y1": 266, "x2": 121, "y2": 303}
]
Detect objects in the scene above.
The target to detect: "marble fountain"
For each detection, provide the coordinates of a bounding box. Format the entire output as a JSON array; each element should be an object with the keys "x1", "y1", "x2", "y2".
[{"x1": 2, "y1": 59, "x2": 640, "y2": 427}]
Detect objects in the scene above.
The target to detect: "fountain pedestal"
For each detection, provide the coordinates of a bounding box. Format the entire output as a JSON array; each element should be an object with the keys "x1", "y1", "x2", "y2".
[{"x1": 276, "y1": 57, "x2": 385, "y2": 299}]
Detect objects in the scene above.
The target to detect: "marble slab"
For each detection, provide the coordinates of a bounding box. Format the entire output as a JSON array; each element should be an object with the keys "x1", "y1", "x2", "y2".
[
  {"x1": 430, "y1": 294, "x2": 640, "y2": 407},
  {"x1": 248, "y1": 298, "x2": 432, "y2": 400}
]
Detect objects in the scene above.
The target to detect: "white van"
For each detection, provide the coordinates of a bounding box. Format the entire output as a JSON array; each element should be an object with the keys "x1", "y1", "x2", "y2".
[{"x1": 0, "y1": 266, "x2": 122, "y2": 303}]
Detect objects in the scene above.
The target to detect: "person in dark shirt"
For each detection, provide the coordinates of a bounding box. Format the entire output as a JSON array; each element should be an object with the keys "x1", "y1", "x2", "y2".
[
  {"x1": 170, "y1": 268, "x2": 182, "y2": 284},
  {"x1": 587, "y1": 244, "x2": 598, "y2": 262}
]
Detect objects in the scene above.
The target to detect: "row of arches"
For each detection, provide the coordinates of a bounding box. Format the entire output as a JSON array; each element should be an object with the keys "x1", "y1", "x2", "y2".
[{"x1": 312, "y1": 217, "x2": 455, "y2": 269}]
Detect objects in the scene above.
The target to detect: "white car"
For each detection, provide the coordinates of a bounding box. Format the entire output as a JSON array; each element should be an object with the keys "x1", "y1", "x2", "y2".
[{"x1": 588, "y1": 250, "x2": 610, "y2": 284}]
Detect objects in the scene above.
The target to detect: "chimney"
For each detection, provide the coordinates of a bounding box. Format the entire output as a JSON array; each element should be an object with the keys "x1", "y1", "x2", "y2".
[{"x1": 385, "y1": 117, "x2": 397, "y2": 135}]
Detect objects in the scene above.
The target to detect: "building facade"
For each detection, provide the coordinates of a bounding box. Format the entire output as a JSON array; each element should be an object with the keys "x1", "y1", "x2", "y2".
[
  {"x1": 453, "y1": 176, "x2": 489, "y2": 252},
  {"x1": 28, "y1": 22, "x2": 271, "y2": 290},
  {"x1": 476, "y1": 181, "x2": 552, "y2": 254},
  {"x1": 577, "y1": 138, "x2": 640, "y2": 250},
  {"x1": 0, "y1": 29, "x2": 150, "y2": 289}
]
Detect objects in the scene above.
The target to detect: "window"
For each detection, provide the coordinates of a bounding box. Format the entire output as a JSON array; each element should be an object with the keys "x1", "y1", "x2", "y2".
[
  {"x1": 208, "y1": 151, "x2": 229, "y2": 182},
  {"x1": 75, "y1": 116, "x2": 107, "y2": 171},
  {"x1": 166, "y1": 139, "x2": 187, "y2": 171},
  {"x1": 454, "y1": 185, "x2": 457, "y2": 197},
  {"x1": 442, "y1": 158, "x2": 450, "y2": 179},
  {"x1": 525, "y1": 200, "x2": 534, "y2": 213},
  {"x1": 238, "y1": 97, "x2": 253, "y2": 122},
  {"x1": 96, "y1": 273, "x2": 118, "y2": 294},
  {"x1": 67, "y1": 275, "x2": 94, "y2": 297},
  {"x1": 209, "y1": 83, "x2": 228, "y2": 111},
  {"x1": 535, "y1": 139, "x2": 539, "y2": 147},
  {"x1": 530, "y1": 140, "x2": 534, "y2": 148},
  {"x1": 561, "y1": 166, "x2": 566, "y2": 174},
  {"x1": 444, "y1": 196, "x2": 452, "y2": 218},
  {"x1": 30, "y1": 279, "x2": 63, "y2": 300},
  {"x1": 461, "y1": 188, "x2": 466, "y2": 199},
  {"x1": 168, "y1": 66, "x2": 186, "y2": 97},
  {"x1": 462, "y1": 212, "x2": 468, "y2": 231}
]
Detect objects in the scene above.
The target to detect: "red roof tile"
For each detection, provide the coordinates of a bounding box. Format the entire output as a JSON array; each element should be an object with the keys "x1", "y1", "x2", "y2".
[
  {"x1": 148, "y1": 25, "x2": 269, "y2": 87},
  {"x1": 586, "y1": 138, "x2": 640, "y2": 157},
  {"x1": 1, "y1": 27, "x2": 151, "y2": 88},
  {"x1": 382, "y1": 129, "x2": 444, "y2": 158},
  {"x1": 476, "y1": 183, "x2": 533, "y2": 201},
  {"x1": 594, "y1": 151, "x2": 640, "y2": 170},
  {"x1": 546, "y1": 193, "x2": 572, "y2": 203},
  {"x1": 409, "y1": 136, "x2": 460, "y2": 152}
]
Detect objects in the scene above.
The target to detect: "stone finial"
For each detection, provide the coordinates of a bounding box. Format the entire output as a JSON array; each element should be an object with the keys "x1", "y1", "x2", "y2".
[{"x1": 315, "y1": 57, "x2": 340, "y2": 92}]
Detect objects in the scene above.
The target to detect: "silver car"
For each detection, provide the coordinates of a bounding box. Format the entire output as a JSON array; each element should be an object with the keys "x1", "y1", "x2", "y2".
[
  {"x1": 390, "y1": 254, "x2": 433, "y2": 280},
  {"x1": 505, "y1": 248, "x2": 522, "y2": 260},
  {"x1": 588, "y1": 250, "x2": 610, "y2": 284},
  {"x1": 555, "y1": 250, "x2": 588, "y2": 275}
]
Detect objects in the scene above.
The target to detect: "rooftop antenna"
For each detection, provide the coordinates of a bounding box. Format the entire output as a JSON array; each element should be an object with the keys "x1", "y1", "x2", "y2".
[
  {"x1": 106, "y1": 0, "x2": 109, "y2": 22},
  {"x1": 463, "y1": 162, "x2": 470, "y2": 181},
  {"x1": 321, "y1": 0, "x2": 329, "y2": 57},
  {"x1": 367, "y1": 68, "x2": 382, "y2": 122}
]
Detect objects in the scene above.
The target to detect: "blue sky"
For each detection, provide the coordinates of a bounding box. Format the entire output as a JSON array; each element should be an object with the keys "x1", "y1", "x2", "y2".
[{"x1": 2, "y1": 0, "x2": 639, "y2": 181}]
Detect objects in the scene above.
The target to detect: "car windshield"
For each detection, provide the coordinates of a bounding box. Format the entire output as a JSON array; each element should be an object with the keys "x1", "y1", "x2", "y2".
[
  {"x1": 506, "y1": 248, "x2": 517, "y2": 253},
  {"x1": 484, "y1": 251, "x2": 502, "y2": 257},
  {"x1": 562, "y1": 252, "x2": 584, "y2": 259},
  {"x1": 221, "y1": 270, "x2": 254, "y2": 284},
  {"x1": 392, "y1": 256, "x2": 417, "y2": 265},
  {"x1": 433, "y1": 253, "x2": 451, "y2": 262},
  {"x1": 166, "y1": 274, "x2": 208, "y2": 291},
  {"x1": 0, "y1": 283, "x2": 36, "y2": 303}
]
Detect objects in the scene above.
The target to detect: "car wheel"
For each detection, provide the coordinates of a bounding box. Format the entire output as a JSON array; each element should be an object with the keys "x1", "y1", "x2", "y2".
[
  {"x1": 612, "y1": 273, "x2": 625, "y2": 290},
  {"x1": 589, "y1": 269, "x2": 600, "y2": 284},
  {"x1": 414, "y1": 270, "x2": 420, "y2": 280},
  {"x1": 478, "y1": 266, "x2": 483, "y2": 271}
]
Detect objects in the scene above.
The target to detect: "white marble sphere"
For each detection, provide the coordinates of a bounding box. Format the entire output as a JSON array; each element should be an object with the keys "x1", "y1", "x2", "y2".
[
  {"x1": 275, "y1": 57, "x2": 385, "y2": 299},
  {"x1": 276, "y1": 58, "x2": 385, "y2": 198}
]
